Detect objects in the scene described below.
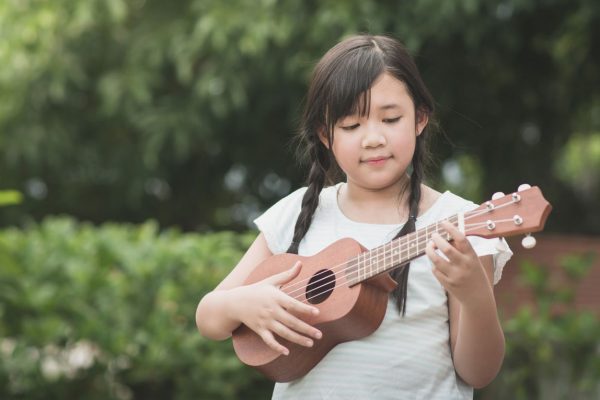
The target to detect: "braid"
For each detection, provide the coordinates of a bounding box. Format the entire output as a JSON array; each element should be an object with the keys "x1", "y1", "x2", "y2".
[
  {"x1": 390, "y1": 135, "x2": 427, "y2": 315},
  {"x1": 286, "y1": 141, "x2": 330, "y2": 254}
]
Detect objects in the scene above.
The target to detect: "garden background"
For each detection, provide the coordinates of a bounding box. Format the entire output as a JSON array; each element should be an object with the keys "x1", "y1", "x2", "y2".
[{"x1": 0, "y1": 0, "x2": 599, "y2": 398}]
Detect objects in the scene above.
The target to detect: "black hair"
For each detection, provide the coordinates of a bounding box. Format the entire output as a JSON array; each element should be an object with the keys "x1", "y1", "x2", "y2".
[{"x1": 287, "y1": 34, "x2": 435, "y2": 315}]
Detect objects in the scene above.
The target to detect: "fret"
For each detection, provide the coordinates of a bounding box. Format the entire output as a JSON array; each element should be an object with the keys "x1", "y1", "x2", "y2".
[
  {"x1": 360, "y1": 251, "x2": 364, "y2": 282},
  {"x1": 369, "y1": 247, "x2": 377, "y2": 276},
  {"x1": 383, "y1": 242, "x2": 387, "y2": 275},
  {"x1": 376, "y1": 247, "x2": 380, "y2": 277},
  {"x1": 380, "y1": 243, "x2": 383, "y2": 277},
  {"x1": 394, "y1": 240, "x2": 399, "y2": 268},
  {"x1": 403, "y1": 236, "x2": 407, "y2": 264}
]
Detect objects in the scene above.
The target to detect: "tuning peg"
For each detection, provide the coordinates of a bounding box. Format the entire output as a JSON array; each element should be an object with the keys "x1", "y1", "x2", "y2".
[
  {"x1": 518, "y1": 183, "x2": 531, "y2": 192},
  {"x1": 491, "y1": 192, "x2": 505, "y2": 200},
  {"x1": 521, "y1": 234, "x2": 536, "y2": 249}
]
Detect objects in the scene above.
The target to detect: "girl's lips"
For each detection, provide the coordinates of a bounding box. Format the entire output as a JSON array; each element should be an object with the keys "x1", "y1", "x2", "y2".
[{"x1": 363, "y1": 156, "x2": 390, "y2": 165}]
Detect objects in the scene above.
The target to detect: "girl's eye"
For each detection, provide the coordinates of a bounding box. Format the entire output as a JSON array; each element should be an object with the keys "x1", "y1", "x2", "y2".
[
  {"x1": 383, "y1": 117, "x2": 401, "y2": 124},
  {"x1": 340, "y1": 123, "x2": 360, "y2": 131}
]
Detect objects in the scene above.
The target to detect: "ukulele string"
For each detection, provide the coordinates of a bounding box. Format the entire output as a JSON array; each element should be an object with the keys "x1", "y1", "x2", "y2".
[
  {"x1": 291, "y1": 221, "x2": 497, "y2": 303},
  {"x1": 279, "y1": 216, "x2": 456, "y2": 296},
  {"x1": 280, "y1": 195, "x2": 519, "y2": 297}
]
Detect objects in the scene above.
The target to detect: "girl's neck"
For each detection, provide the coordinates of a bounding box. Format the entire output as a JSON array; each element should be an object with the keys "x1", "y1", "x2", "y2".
[{"x1": 337, "y1": 177, "x2": 412, "y2": 224}]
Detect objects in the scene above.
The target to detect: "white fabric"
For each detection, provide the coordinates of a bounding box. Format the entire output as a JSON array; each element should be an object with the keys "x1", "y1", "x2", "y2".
[{"x1": 253, "y1": 183, "x2": 512, "y2": 400}]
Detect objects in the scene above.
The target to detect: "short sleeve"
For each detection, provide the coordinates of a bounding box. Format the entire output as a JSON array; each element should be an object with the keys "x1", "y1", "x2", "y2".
[
  {"x1": 467, "y1": 236, "x2": 513, "y2": 285},
  {"x1": 253, "y1": 187, "x2": 307, "y2": 254}
]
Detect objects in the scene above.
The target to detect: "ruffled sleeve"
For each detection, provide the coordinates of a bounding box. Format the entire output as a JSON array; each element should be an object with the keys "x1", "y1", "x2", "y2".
[
  {"x1": 466, "y1": 236, "x2": 513, "y2": 285},
  {"x1": 253, "y1": 187, "x2": 307, "y2": 254}
]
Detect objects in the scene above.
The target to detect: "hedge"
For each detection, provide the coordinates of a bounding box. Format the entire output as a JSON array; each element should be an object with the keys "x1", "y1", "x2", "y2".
[{"x1": 0, "y1": 217, "x2": 598, "y2": 399}]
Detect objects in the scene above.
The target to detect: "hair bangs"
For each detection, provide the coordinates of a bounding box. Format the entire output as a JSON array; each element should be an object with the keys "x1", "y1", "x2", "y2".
[{"x1": 324, "y1": 48, "x2": 385, "y2": 138}]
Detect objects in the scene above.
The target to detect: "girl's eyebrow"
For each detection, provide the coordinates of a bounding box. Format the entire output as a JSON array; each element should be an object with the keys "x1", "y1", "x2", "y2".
[{"x1": 377, "y1": 104, "x2": 400, "y2": 110}]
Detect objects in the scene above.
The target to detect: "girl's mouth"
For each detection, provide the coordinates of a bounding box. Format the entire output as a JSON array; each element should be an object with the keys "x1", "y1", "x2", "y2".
[{"x1": 363, "y1": 156, "x2": 390, "y2": 165}]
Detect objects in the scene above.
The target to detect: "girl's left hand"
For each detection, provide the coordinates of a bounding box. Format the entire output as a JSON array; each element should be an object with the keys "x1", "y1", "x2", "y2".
[{"x1": 425, "y1": 220, "x2": 490, "y2": 307}]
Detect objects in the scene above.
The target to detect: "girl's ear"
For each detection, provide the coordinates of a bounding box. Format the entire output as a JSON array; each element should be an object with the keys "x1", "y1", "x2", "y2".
[
  {"x1": 416, "y1": 109, "x2": 429, "y2": 136},
  {"x1": 318, "y1": 127, "x2": 330, "y2": 148}
]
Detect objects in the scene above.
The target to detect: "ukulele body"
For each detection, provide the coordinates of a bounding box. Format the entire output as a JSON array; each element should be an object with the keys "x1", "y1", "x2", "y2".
[{"x1": 231, "y1": 237, "x2": 397, "y2": 382}]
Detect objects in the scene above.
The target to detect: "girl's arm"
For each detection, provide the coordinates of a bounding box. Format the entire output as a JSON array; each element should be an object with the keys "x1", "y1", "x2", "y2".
[
  {"x1": 425, "y1": 222, "x2": 505, "y2": 389},
  {"x1": 447, "y1": 256, "x2": 504, "y2": 388},
  {"x1": 195, "y1": 233, "x2": 322, "y2": 355}
]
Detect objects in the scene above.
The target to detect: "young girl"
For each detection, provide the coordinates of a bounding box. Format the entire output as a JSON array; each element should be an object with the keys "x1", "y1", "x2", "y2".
[{"x1": 196, "y1": 34, "x2": 512, "y2": 399}]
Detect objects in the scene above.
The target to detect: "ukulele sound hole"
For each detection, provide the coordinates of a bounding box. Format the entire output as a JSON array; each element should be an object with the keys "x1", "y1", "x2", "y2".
[{"x1": 306, "y1": 269, "x2": 336, "y2": 304}]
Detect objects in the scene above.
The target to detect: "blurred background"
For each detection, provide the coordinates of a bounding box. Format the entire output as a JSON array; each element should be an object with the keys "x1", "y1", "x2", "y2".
[{"x1": 0, "y1": 0, "x2": 598, "y2": 399}]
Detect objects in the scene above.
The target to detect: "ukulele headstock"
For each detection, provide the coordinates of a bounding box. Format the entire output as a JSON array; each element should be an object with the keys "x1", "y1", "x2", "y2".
[{"x1": 464, "y1": 184, "x2": 552, "y2": 247}]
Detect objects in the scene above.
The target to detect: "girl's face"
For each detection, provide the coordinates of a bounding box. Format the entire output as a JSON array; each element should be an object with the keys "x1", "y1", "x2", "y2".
[{"x1": 323, "y1": 72, "x2": 428, "y2": 192}]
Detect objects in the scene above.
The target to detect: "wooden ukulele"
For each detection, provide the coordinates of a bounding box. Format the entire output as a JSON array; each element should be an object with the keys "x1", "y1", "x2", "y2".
[{"x1": 232, "y1": 185, "x2": 552, "y2": 382}]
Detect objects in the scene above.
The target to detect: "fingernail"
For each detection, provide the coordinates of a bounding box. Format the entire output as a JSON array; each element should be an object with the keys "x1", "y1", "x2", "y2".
[
  {"x1": 306, "y1": 340, "x2": 313, "y2": 347},
  {"x1": 315, "y1": 331, "x2": 322, "y2": 339},
  {"x1": 312, "y1": 308, "x2": 319, "y2": 315},
  {"x1": 282, "y1": 348, "x2": 289, "y2": 356}
]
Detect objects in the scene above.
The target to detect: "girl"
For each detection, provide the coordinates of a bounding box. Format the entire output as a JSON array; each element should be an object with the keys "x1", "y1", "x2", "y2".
[{"x1": 196, "y1": 34, "x2": 512, "y2": 399}]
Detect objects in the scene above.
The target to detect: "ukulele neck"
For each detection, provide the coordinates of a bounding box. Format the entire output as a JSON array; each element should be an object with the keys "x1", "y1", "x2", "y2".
[{"x1": 348, "y1": 214, "x2": 461, "y2": 285}]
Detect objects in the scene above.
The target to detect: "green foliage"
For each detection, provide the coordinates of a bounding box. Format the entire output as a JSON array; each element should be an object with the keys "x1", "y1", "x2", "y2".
[
  {"x1": 1, "y1": 222, "x2": 598, "y2": 398},
  {"x1": 477, "y1": 253, "x2": 600, "y2": 400},
  {"x1": 0, "y1": 190, "x2": 22, "y2": 207},
  {"x1": 555, "y1": 132, "x2": 600, "y2": 201},
  {"x1": 0, "y1": 0, "x2": 598, "y2": 232},
  {"x1": 0, "y1": 218, "x2": 272, "y2": 399}
]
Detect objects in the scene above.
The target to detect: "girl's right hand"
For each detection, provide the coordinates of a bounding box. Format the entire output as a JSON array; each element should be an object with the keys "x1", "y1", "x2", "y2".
[{"x1": 231, "y1": 261, "x2": 322, "y2": 356}]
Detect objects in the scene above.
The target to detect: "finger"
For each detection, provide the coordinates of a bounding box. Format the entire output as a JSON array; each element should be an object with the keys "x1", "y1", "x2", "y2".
[
  {"x1": 269, "y1": 260, "x2": 302, "y2": 286},
  {"x1": 431, "y1": 262, "x2": 450, "y2": 289},
  {"x1": 430, "y1": 232, "x2": 460, "y2": 262},
  {"x1": 276, "y1": 309, "x2": 322, "y2": 340},
  {"x1": 259, "y1": 330, "x2": 290, "y2": 356},
  {"x1": 281, "y1": 295, "x2": 320, "y2": 317},
  {"x1": 441, "y1": 221, "x2": 473, "y2": 253},
  {"x1": 426, "y1": 240, "x2": 451, "y2": 276},
  {"x1": 271, "y1": 320, "x2": 314, "y2": 348}
]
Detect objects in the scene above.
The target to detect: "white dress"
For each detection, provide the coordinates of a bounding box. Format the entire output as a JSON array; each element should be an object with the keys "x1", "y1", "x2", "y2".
[{"x1": 254, "y1": 183, "x2": 512, "y2": 400}]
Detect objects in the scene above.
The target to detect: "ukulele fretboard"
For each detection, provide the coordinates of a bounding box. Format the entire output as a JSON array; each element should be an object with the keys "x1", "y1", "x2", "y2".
[{"x1": 346, "y1": 214, "x2": 460, "y2": 285}]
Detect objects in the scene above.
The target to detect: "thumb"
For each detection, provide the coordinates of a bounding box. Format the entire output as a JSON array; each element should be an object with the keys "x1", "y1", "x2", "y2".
[{"x1": 269, "y1": 260, "x2": 302, "y2": 286}]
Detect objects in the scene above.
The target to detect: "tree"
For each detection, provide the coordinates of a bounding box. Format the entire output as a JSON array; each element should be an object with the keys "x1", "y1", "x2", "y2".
[{"x1": 0, "y1": 0, "x2": 598, "y2": 233}]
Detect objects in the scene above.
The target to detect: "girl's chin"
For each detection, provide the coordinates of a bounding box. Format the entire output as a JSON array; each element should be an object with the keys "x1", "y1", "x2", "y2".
[{"x1": 350, "y1": 178, "x2": 406, "y2": 191}]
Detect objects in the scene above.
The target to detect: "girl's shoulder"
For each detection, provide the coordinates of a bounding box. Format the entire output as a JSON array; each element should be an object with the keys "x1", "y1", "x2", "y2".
[
  {"x1": 258, "y1": 184, "x2": 338, "y2": 215},
  {"x1": 418, "y1": 184, "x2": 483, "y2": 222},
  {"x1": 252, "y1": 185, "x2": 339, "y2": 254},
  {"x1": 419, "y1": 184, "x2": 443, "y2": 216}
]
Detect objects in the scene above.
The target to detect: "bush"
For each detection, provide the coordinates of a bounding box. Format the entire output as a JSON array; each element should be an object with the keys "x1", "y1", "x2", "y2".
[
  {"x1": 477, "y1": 253, "x2": 600, "y2": 399},
  {"x1": 1, "y1": 219, "x2": 598, "y2": 398},
  {"x1": 0, "y1": 217, "x2": 272, "y2": 399}
]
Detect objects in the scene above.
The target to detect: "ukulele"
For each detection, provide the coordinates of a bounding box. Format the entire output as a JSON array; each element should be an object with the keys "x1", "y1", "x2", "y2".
[{"x1": 232, "y1": 185, "x2": 552, "y2": 382}]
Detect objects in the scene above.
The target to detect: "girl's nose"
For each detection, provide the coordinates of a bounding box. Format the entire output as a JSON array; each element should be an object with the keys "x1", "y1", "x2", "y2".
[{"x1": 361, "y1": 126, "x2": 386, "y2": 148}]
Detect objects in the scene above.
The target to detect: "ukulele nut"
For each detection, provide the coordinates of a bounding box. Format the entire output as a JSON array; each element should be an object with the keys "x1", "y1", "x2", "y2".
[{"x1": 486, "y1": 220, "x2": 496, "y2": 230}]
